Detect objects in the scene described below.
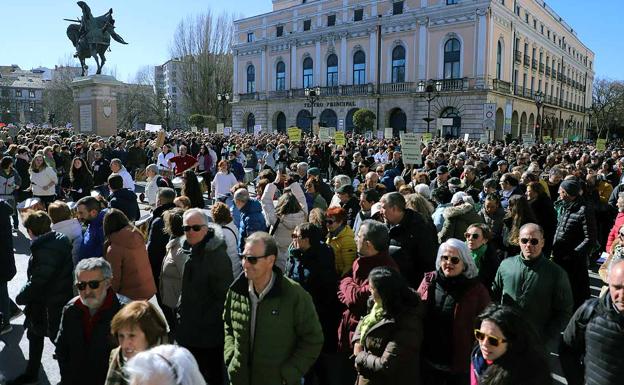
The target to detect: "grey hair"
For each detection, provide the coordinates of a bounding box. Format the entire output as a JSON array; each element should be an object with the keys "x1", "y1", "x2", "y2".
[
  {"x1": 234, "y1": 188, "x2": 250, "y2": 204},
  {"x1": 380, "y1": 192, "x2": 406, "y2": 211},
  {"x1": 358, "y1": 219, "x2": 389, "y2": 252},
  {"x1": 124, "y1": 344, "x2": 206, "y2": 385},
  {"x1": 519, "y1": 223, "x2": 544, "y2": 238},
  {"x1": 451, "y1": 191, "x2": 475, "y2": 206},
  {"x1": 333, "y1": 174, "x2": 351, "y2": 188},
  {"x1": 608, "y1": 257, "x2": 624, "y2": 280},
  {"x1": 245, "y1": 231, "x2": 278, "y2": 259},
  {"x1": 297, "y1": 162, "x2": 309, "y2": 172},
  {"x1": 75, "y1": 257, "x2": 112, "y2": 282},
  {"x1": 110, "y1": 158, "x2": 123, "y2": 167},
  {"x1": 157, "y1": 187, "x2": 176, "y2": 204},
  {"x1": 393, "y1": 176, "x2": 405, "y2": 186},
  {"x1": 436, "y1": 238, "x2": 479, "y2": 279},
  {"x1": 146, "y1": 164, "x2": 158, "y2": 174},
  {"x1": 183, "y1": 208, "x2": 211, "y2": 226}
]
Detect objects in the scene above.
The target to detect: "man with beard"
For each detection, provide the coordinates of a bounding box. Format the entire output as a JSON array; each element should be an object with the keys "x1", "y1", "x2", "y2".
[
  {"x1": 55, "y1": 258, "x2": 123, "y2": 385},
  {"x1": 76, "y1": 196, "x2": 107, "y2": 261},
  {"x1": 91, "y1": 149, "x2": 111, "y2": 195}
]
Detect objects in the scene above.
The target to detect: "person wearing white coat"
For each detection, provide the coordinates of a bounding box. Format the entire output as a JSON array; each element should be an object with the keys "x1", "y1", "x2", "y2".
[
  {"x1": 48, "y1": 200, "x2": 84, "y2": 266},
  {"x1": 29, "y1": 153, "x2": 58, "y2": 207},
  {"x1": 211, "y1": 202, "x2": 242, "y2": 278},
  {"x1": 110, "y1": 159, "x2": 135, "y2": 191}
]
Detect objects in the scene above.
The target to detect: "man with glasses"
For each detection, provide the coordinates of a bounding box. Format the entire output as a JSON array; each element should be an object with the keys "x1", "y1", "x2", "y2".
[
  {"x1": 224, "y1": 231, "x2": 323, "y2": 385},
  {"x1": 176, "y1": 208, "x2": 233, "y2": 384},
  {"x1": 55, "y1": 258, "x2": 122, "y2": 385},
  {"x1": 492, "y1": 223, "x2": 573, "y2": 351},
  {"x1": 8, "y1": 211, "x2": 73, "y2": 385}
]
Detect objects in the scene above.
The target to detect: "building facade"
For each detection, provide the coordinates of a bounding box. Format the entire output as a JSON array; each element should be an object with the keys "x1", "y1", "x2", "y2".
[
  {"x1": 231, "y1": 0, "x2": 594, "y2": 140},
  {"x1": 0, "y1": 65, "x2": 47, "y2": 124},
  {"x1": 154, "y1": 58, "x2": 186, "y2": 129}
]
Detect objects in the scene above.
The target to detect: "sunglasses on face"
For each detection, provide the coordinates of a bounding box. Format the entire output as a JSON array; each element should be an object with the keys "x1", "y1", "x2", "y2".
[
  {"x1": 464, "y1": 232, "x2": 480, "y2": 240},
  {"x1": 75, "y1": 279, "x2": 106, "y2": 291},
  {"x1": 474, "y1": 329, "x2": 507, "y2": 347},
  {"x1": 239, "y1": 254, "x2": 270, "y2": 264},
  {"x1": 520, "y1": 238, "x2": 540, "y2": 245},
  {"x1": 182, "y1": 224, "x2": 207, "y2": 232},
  {"x1": 441, "y1": 255, "x2": 461, "y2": 264}
]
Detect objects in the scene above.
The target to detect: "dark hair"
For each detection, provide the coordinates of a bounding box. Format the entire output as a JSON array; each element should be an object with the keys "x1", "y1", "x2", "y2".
[
  {"x1": 501, "y1": 173, "x2": 519, "y2": 187},
  {"x1": 276, "y1": 192, "x2": 302, "y2": 216},
  {"x1": 295, "y1": 222, "x2": 322, "y2": 245},
  {"x1": 48, "y1": 200, "x2": 72, "y2": 224},
  {"x1": 103, "y1": 208, "x2": 132, "y2": 238},
  {"x1": 361, "y1": 188, "x2": 380, "y2": 203},
  {"x1": 467, "y1": 223, "x2": 492, "y2": 241},
  {"x1": 526, "y1": 181, "x2": 547, "y2": 199},
  {"x1": 431, "y1": 187, "x2": 452, "y2": 204},
  {"x1": 1, "y1": 156, "x2": 13, "y2": 169},
  {"x1": 108, "y1": 173, "x2": 124, "y2": 190},
  {"x1": 24, "y1": 210, "x2": 52, "y2": 236},
  {"x1": 181, "y1": 170, "x2": 204, "y2": 209},
  {"x1": 163, "y1": 208, "x2": 185, "y2": 238},
  {"x1": 368, "y1": 266, "x2": 421, "y2": 318},
  {"x1": 506, "y1": 195, "x2": 536, "y2": 246},
  {"x1": 77, "y1": 196, "x2": 101, "y2": 213},
  {"x1": 484, "y1": 193, "x2": 500, "y2": 204},
  {"x1": 70, "y1": 157, "x2": 92, "y2": 182}
]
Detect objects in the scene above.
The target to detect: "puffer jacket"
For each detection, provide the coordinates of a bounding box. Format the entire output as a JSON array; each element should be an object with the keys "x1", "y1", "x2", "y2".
[
  {"x1": 353, "y1": 303, "x2": 425, "y2": 385},
  {"x1": 0, "y1": 168, "x2": 21, "y2": 196},
  {"x1": 105, "y1": 226, "x2": 157, "y2": 301},
  {"x1": 108, "y1": 188, "x2": 140, "y2": 221},
  {"x1": 552, "y1": 197, "x2": 597, "y2": 261},
  {"x1": 52, "y1": 218, "x2": 84, "y2": 266},
  {"x1": 439, "y1": 203, "x2": 483, "y2": 243},
  {"x1": 223, "y1": 268, "x2": 324, "y2": 385},
  {"x1": 606, "y1": 212, "x2": 624, "y2": 252},
  {"x1": 0, "y1": 200, "x2": 16, "y2": 282},
  {"x1": 560, "y1": 294, "x2": 624, "y2": 385},
  {"x1": 79, "y1": 209, "x2": 107, "y2": 261},
  {"x1": 30, "y1": 166, "x2": 58, "y2": 196},
  {"x1": 160, "y1": 236, "x2": 189, "y2": 309},
  {"x1": 238, "y1": 198, "x2": 268, "y2": 252},
  {"x1": 327, "y1": 225, "x2": 357, "y2": 277}
]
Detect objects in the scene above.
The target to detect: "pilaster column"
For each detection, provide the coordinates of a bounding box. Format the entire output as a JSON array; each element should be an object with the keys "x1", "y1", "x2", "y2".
[
  {"x1": 369, "y1": 28, "x2": 377, "y2": 83},
  {"x1": 340, "y1": 32, "x2": 348, "y2": 84},
  {"x1": 417, "y1": 17, "x2": 428, "y2": 80}
]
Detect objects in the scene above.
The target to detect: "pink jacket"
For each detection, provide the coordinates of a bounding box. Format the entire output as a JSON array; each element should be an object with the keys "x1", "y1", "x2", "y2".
[{"x1": 606, "y1": 212, "x2": 624, "y2": 252}]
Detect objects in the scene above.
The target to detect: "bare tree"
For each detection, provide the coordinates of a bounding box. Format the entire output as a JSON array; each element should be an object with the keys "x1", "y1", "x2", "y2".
[
  {"x1": 42, "y1": 55, "x2": 82, "y2": 126},
  {"x1": 592, "y1": 78, "x2": 624, "y2": 138},
  {"x1": 169, "y1": 10, "x2": 234, "y2": 126},
  {"x1": 117, "y1": 66, "x2": 163, "y2": 130}
]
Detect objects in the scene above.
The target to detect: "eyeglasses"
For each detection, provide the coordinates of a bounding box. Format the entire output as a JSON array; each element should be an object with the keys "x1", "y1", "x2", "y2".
[
  {"x1": 464, "y1": 232, "x2": 480, "y2": 240},
  {"x1": 75, "y1": 279, "x2": 106, "y2": 291},
  {"x1": 441, "y1": 255, "x2": 461, "y2": 264},
  {"x1": 239, "y1": 254, "x2": 271, "y2": 264},
  {"x1": 474, "y1": 329, "x2": 507, "y2": 347},
  {"x1": 291, "y1": 233, "x2": 302, "y2": 239},
  {"x1": 182, "y1": 224, "x2": 207, "y2": 232},
  {"x1": 520, "y1": 238, "x2": 540, "y2": 245}
]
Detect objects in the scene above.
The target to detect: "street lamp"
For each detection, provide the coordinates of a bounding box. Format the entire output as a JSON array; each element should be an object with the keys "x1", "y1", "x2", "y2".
[
  {"x1": 586, "y1": 106, "x2": 594, "y2": 140},
  {"x1": 418, "y1": 80, "x2": 442, "y2": 133},
  {"x1": 29, "y1": 106, "x2": 34, "y2": 124},
  {"x1": 162, "y1": 98, "x2": 171, "y2": 131},
  {"x1": 216, "y1": 92, "x2": 230, "y2": 125},
  {"x1": 304, "y1": 86, "x2": 321, "y2": 133},
  {"x1": 534, "y1": 91, "x2": 543, "y2": 142}
]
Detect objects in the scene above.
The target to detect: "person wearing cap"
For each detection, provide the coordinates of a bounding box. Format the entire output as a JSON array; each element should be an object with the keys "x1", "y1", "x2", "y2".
[
  {"x1": 552, "y1": 178, "x2": 598, "y2": 310},
  {"x1": 336, "y1": 184, "x2": 360, "y2": 228},
  {"x1": 430, "y1": 165, "x2": 449, "y2": 191},
  {"x1": 491, "y1": 160, "x2": 508, "y2": 182},
  {"x1": 447, "y1": 177, "x2": 463, "y2": 194}
]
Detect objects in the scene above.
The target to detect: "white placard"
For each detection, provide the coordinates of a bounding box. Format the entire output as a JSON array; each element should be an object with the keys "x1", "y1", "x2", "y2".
[
  {"x1": 384, "y1": 127, "x2": 393, "y2": 139},
  {"x1": 319, "y1": 127, "x2": 330, "y2": 142},
  {"x1": 400, "y1": 132, "x2": 422, "y2": 165},
  {"x1": 254, "y1": 124, "x2": 262, "y2": 136},
  {"x1": 216, "y1": 123, "x2": 224, "y2": 134},
  {"x1": 203, "y1": 127, "x2": 209, "y2": 134},
  {"x1": 145, "y1": 123, "x2": 162, "y2": 132},
  {"x1": 79, "y1": 104, "x2": 93, "y2": 132},
  {"x1": 338, "y1": 119, "x2": 344, "y2": 131},
  {"x1": 463, "y1": 133, "x2": 470, "y2": 142},
  {"x1": 377, "y1": 130, "x2": 384, "y2": 140},
  {"x1": 224, "y1": 127, "x2": 231, "y2": 136}
]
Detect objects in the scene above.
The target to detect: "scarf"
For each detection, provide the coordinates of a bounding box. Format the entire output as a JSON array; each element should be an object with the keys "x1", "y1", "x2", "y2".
[
  {"x1": 471, "y1": 244, "x2": 488, "y2": 270},
  {"x1": 357, "y1": 302, "x2": 385, "y2": 344}
]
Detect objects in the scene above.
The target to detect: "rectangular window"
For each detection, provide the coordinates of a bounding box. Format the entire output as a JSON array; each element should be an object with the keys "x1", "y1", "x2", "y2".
[
  {"x1": 327, "y1": 14, "x2": 336, "y2": 26},
  {"x1": 354, "y1": 8, "x2": 363, "y2": 22},
  {"x1": 16, "y1": 90, "x2": 22, "y2": 97},
  {"x1": 247, "y1": 32, "x2": 254, "y2": 42},
  {"x1": 276, "y1": 25, "x2": 283, "y2": 37},
  {"x1": 540, "y1": 24, "x2": 544, "y2": 34},
  {"x1": 533, "y1": 19, "x2": 537, "y2": 29},
  {"x1": 29, "y1": 90, "x2": 35, "y2": 98},
  {"x1": 525, "y1": 12, "x2": 529, "y2": 23},
  {"x1": 447, "y1": 0, "x2": 458, "y2": 4},
  {"x1": 303, "y1": 19, "x2": 311, "y2": 31},
  {"x1": 393, "y1": 1, "x2": 404, "y2": 15}
]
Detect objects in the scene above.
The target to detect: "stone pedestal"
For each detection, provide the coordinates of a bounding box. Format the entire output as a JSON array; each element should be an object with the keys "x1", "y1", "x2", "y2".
[{"x1": 71, "y1": 74, "x2": 122, "y2": 136}]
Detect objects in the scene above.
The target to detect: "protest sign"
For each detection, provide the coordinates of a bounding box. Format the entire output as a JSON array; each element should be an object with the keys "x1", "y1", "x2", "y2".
[{"x1": 400, "y1": 132, "x2": 422, "y2": 165}]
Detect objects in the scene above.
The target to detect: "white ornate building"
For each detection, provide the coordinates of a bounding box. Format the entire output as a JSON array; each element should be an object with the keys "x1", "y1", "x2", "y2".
[{"x1": 231, "y1": 0, "x2": 594, "y2": 140}]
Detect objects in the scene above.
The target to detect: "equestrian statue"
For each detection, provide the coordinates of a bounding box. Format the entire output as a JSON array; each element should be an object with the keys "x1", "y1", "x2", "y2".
[{"x1": 65, "y1": 1, "x2": 128, "y2": 76}]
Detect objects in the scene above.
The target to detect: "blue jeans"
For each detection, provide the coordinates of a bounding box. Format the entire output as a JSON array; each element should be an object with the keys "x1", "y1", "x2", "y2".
[{"x1": 0, "y1": 281, "x2": 9, "y2": 326}]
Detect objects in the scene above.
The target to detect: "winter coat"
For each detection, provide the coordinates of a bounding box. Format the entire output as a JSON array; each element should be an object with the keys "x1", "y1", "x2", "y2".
[
  {"x1": 238, "y1": 198, "x2": 268, "y2": 252},
  {"x1": 476, "y1": 244, "x2": 501, "y2": 295},
  {"x1": 92, "y1": 159, "x2": 112, "y2": 186},
  {"x1": 327, "y1": 225, "x2": 357, "y2": 277},
  {"x1": 560, "y1": 294, "x2": 624, "y2": 385},
  {"x1": 606, "y1": 211, "x2": 624, "y2": 252},
  {"x1": 159, "y1": 236, "x2": 189, "y2": 309},
  {"x1": 79, "y1": 209, "x2": 107, "y2": 261},
  {"x1": 0, "y1": 168, "x2": 21, "y2": 199},
  {"x1": 55, "y1": 289, "x2": 122, "y2": 385},
  {"x1": 52, "y1": 218, "x2": 84, "y2": 266},
  {"x1": 218, "y1": 221, "x2": 242, "y2": 278},
  {"x1": 470, "y1": 344, "x2": 552, "y2": 385},
  {"x1": 108, "y1": 188, "x2": 140, "y2": 221},
  {"x1": 439, "y1": 203, "x2": 483, "y2": 243},
  {"x1": 30, "y1": 166, "x2": 58, "y2": 196},
  {"x1": 286, "y1": 242, "x2": 340, "y2": 353},
  {"x1": 0, "y1": 200, "x2": 15, "y2": 282},
  {"x1": 104, "y1": 346, "x2": 127, "y2": 385},
  {"x1": 223, "y1": 268, "x2": 324, "y2": 385},
  {"x1": 388, "y1": 209, "x2": 438, "y2": 288},
  {"x1": 70, "y1": 170, "x2": 93, "y2": 201},
  {"x1": 417, "y1": 271, "x2": 490, "y2": 374},
  {"x1": 478, "y1": 206, "x2": 505, "y2": 240},
  {"x1": 492, "y1": 255, "x2": 573, "y2": 350},
  {"x1": 17, "y1": 231, "x2": 74, "y2": 339},
  {"x1": 176, "y1": 224, "x2": 233, "y2": 348},
  {"x1": 337, "y1": 251, "x2": 399, "y2": 352},
  {"x1": 341, "y1": 196, "x2": 361, "y2": 228},
  {"x1": 105, "y1": 226, "x2": 157, "y2": 301},
  {"x1": 353, "y1": 302, "x2": 425, "y2": 385},
  {"x1": 552, "y1": 197, "x2": 597, "y2": 262},
  {"x1": 147, "y1": 202, "x2": 177, "y2": 286}
]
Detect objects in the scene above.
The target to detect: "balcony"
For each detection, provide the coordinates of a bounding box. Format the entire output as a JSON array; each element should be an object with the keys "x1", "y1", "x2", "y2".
[
  {"x1": 239, "y1": 92, "x2": 258, "y2": 101},
  {"x1": 514, "y1": 50, "x2": 522, "y2": 63},
  {"x1": 341, "y1": 84, "x2": 371, "y2": 96},
  {"x1": 532, "y1": 59, "x2": 538, "y2": 70},
  {"x1": 539, "y1": 63, "x2": 544, "y2": 73},
  {"x1": 524, "y1": 55, "x2": 530, "y2": 66},
  {"x1": 379, "y1": 82, "x2": 415, "y2": 94},
  {"x1": 492, "y1": 79, "x2": 511, "y2": 94},
  {"x1": 268, "y1": 90, "x2": 289, "y2": 99}
]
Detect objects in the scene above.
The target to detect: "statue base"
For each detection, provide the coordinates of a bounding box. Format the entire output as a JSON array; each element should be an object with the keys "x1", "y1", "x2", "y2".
[{"x1": 71, "y1": 74, "x2": 122, "y2": 136}]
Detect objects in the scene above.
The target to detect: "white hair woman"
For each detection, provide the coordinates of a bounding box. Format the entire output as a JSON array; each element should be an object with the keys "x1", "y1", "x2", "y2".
[
  {"x1": 416, "y1": 238, "x2": 491, "y2": 384},
  {"x1": 124, "y1": 344, "x2": 206, "y2": 385}
]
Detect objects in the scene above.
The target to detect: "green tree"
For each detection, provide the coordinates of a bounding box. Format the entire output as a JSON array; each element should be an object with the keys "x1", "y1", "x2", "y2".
[
  {"x1": 203, "y1": 115, "x2": 217, "y2": 131},
  {"x1": 188, "y1": 114, "x2": 205, "y2": 128},
  {"x1": 353, "y1": 109, "x2": 376, "y2": 134}
]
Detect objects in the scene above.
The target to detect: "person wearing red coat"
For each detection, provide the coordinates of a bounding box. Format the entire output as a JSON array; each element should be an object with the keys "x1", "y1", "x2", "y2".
[
  {"x1": 606, "y1": 211, "x2": 624, "y2": 253},
  {"x1": 417, "y1": 238, "x2": 490, "y2": 385}
]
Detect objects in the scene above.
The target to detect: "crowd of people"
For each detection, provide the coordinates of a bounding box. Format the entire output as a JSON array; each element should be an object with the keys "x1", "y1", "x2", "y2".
[{"x1": 0, "y1": 125, "x2": 623, "y2": 385}]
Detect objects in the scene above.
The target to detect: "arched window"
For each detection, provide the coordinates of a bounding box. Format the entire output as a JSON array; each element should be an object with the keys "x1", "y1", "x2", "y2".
[
  {"x1": 327, "y1": 54, "x2": 338, "y2": 86},
  {"x1": 319, "y1": 109, "x2": 337, "y2": 128},
  {"x1": 246, "y1": 113, "x2": 255, "y2": 133},
  {"x1": 276, "y1": 61, "x2": 286, "y2": 91},
  {"x1": 275, "y1": 112, "x2": 286, "y2": 133},
  {"x1": 303, "y1": 57, "x2": 313, "y2": 88},
  {"x1": 346, "y1": 108, "x2": 358, "y2": 133},
  {"x1": 392, "y1": 46, "x2": 406, "y2": 83},
  {"x1": 443, "y1": 38, "x2": 461, "y2": 79},
  {"x1": 496, "y1": 41, "x2": 502, "y2": 80},
  {"x1": 296, "y1": 109, "x2": 312, "y2": 132},
  {"x1": 353, "y1": 51, "x2": 366, "y2": 85},
  {"x1": 246, "y1": 65, "x2": 255, "y2": 93}
]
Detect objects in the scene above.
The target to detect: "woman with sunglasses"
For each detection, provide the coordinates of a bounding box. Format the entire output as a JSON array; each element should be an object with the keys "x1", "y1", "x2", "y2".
[
  {"x1": 106, "y1": 301, "x2": 169, "y2": 385},
  {"x1": 353, "y1": 266, "x2": 424, "y2": 385},
  {"x1": 464, "y1": 224, "x2": 501, "y2": 295},
  {"x1": 470, "y1": 304, "x2": 551, "y2": 385},
  {"x1": 325, "y1": 207, "x2": 357, "y2": 276},
  {"x1": 417, "y1": 238, "x2": 490, "y2": 385}
]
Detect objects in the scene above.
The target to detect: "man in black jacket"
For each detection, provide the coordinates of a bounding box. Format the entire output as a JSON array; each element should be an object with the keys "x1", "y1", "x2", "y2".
[
  {"x1": 308, "y1": 167, "x2": 333, "y2": 205},
  {"x1": 560, "y1": 258, "x2": 624, "y2": 385},
  {"x1": 380, "y1": 192, "x2": 438, "y2": 288},
  {"x1": 8, "y1": 211, "x2": 73, "y2": 385},
  {"x1": 107, "y1": 173, "x2": 139, "y2": 221},
  {"x1": 146, "y1": 188, "x2": 177, "y2": 292},
  {"x1": 55, "y1": 258, "x2": 122, "y2": 385},
  {"x1": 337, "y1": 184, "x2": 360, "y2": 228}
]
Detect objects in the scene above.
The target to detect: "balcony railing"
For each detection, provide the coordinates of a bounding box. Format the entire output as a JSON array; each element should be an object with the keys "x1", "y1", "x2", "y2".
[
  {"x1": 239, "y1": 92, "x2": 258, "y2": 101},
  {"x1": 268, "y1": 90, "x2": 289, "y2": 99},
  {"x1": 514, "y1": 50, "x2": 522, "y2": 63},
  {"x1": 492, "y1": 79, "x2": 511, "y2": 94},
  {"x1": 341, "y1": 84, "x2": 371, "y2": 96},
  {"x1": 379, "y1": 82, "x2": 415, "y2": 94},
  {"x1": 524, "y1": 55, "x2": 530, "y2": 66}
]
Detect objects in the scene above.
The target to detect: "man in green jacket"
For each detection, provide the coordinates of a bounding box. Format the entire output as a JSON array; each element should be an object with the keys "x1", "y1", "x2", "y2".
[
  {"x1": 492, "y1": 223, "x2": 573, "y2": 351},
  {"x1": 223, "y1": 231, "x2": 324, "y2": 385}
]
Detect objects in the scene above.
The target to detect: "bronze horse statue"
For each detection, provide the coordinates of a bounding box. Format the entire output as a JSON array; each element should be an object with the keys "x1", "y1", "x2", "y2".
[{"x1": 65, "y1": 1, "x2": 127, "y2": 76}]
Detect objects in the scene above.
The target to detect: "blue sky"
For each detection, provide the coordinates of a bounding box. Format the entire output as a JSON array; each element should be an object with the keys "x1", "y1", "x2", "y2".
[{"x1": 1, "y1": 0, "x2": 620, "y2": 82}]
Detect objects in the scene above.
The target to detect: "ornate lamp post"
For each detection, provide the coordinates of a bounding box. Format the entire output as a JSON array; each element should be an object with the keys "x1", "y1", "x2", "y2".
[
  {"x1": 418, "y1": 80, "x2": 442, "y2": 133},
  {"x1": 29, "y1": 106, "x2": 34, "y2": 124},
  {"x1": 586, "y1": 106, "x2": 593, "y2": 140},
  {"x1": 534, "y1": 91, "x2": 543, "y2": 141},
  {"x1": 162, "y1": 98, "x2": 171, "y2": 131},
  {"x1": 217, "y1": 92, "x2": 230, "y2": 125},
  {"x1": 304, "y1": 86, "x2": 321, "y2": 132},
  {"x1": 5, "y1": 108, "x2": 10, "y2": 123}
]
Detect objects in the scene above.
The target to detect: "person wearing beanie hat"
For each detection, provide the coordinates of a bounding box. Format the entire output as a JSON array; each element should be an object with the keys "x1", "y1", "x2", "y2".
[
  {"x1": 553, "y1": 177, "x2": 597, "y2": 310},
  {"x1": 448, "y1": 177, "x2": 463, "y2": 193}
]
